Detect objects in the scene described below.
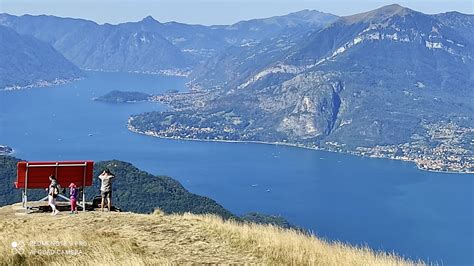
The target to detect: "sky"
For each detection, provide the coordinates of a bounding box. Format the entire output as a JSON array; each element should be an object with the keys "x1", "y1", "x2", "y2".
[{"x1": 0, "y1": 0, "x2": 472, "y2": 25}]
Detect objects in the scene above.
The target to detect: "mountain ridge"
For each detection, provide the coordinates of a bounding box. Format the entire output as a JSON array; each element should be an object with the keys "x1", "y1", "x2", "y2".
[
  {"x1": 130, "y1": 4, "x2": 474, "y2": 173},
  {"x1": 0, "y1": 25, "x2": 83, "y2": 90},
  {"x1": 0, "y1": 10, "x2": 338, "y2": 74},
  {"x1": 340, "y1": 4, "x2": 412, "y2": 24}
]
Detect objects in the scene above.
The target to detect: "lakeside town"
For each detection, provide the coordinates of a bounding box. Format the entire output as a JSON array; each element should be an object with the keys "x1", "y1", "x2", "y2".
[
  {"x1": 350, "y1": 122, "x2": 474, "y2": 173},
  {"x1": 96, "y1": 82, "x2": 469, "y2": 175},
  {"x1": 127, "y1": 82, "x2": 474, "y2": 176},
  {"x1": 128, "y1": 116, "x2": 473, "y2": 174}
]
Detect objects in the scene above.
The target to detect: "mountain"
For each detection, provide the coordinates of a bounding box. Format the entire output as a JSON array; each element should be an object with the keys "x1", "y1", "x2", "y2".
[
  {"x1": 0, "y1": 11, "x2": 337, "y2": 73},
  {"x1": 0, "y1": 14, "x2": 188, "y2": 73},
  {"x1": 189, "y1": 26, "x2": 313, "y2": 90},
  {"x1": 0, "y1": 25, "x2": 82, "y2": 89},
  {"x1": 236, "y1": 9, "x2": 337, "y2": 27},
  {"x1": 284, "y1": 4, "x2": 472, "y2": 71},
  {"x1": 0, "y1": 204, "x2": 416, "y2": 265},
  {"x1": 194, "y1": 4, "x2": 472, "y2": 90},
  {"x1": 434, "y1": 11, "x2": 474, "y2": 45},
  {"x1": 189, "y1": 10, "x2": 338, "y2": 89},
  {"x1": 130, "y1": 5, "x2": 474, "y2": 173},
  {"x1": 218, "y1": 9, "x2": 337, "y2": 42}
]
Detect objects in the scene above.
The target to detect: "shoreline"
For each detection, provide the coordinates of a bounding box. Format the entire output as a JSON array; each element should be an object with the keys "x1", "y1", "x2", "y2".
[
  {"x1": 1, "y1": 69, "x2": 186, "y2": 92},
  {"x1": 83, "y1": 68, "x2": 190, "y2": 77},
  {"x1": 127, "y1": 124, "x2": 472, "y2": 175},
  {"x1": 1, "y1": 77, "x2": 82, "y2": 91}
]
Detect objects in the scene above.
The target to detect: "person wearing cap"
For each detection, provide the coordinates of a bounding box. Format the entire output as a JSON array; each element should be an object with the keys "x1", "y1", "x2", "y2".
[{"x1": 69, "y1": 183, "x2": 79, "y2": 214}]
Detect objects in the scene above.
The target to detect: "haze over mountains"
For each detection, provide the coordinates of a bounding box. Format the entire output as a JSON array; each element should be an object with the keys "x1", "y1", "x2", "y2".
[
  {"x1": 0, "y1": 25, "x2": 81, "y2": 89},
  {"x1": 0, "y1": 9, "x2": 336, "y2": 78},
  {"x1": 1, "y1": 4, "x2": 472, "y2": 172}
]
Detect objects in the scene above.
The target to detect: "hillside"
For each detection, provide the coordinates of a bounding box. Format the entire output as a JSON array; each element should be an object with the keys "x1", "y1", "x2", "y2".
[
  {"x1": 0, "y1": 204, "x2": 421, "y2": 265},
  {"x1": 0, "y1": 14, "x2": 188, "y2": 73},
  {"x1": 0, "y1": 11, "x2": 336, "y2": 74},
  {"x1": 0, "y1": 25, "x2": 82, "y2": 90},
  {"x1": 129, "y1": 5, "x2": 474, "y2": 173}
]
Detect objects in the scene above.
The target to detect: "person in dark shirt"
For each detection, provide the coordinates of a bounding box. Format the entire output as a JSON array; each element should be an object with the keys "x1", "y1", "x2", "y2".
[{"x1": 47, "y1": 175, "x2": 61, "y2": 215}]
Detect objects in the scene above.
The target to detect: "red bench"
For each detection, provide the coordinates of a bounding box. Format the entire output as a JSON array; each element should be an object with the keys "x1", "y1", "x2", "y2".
[{"x1": 16, "y1": 161, "x2": 94, "y2": 213}]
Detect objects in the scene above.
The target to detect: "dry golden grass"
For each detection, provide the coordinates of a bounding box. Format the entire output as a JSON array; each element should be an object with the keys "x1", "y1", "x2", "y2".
[
  {"x1": 0, "y1": 203, "x2": 424, "y2": 265},
  {"x1": 191, "y1": 213, "x2": 425, "y2": 266}
]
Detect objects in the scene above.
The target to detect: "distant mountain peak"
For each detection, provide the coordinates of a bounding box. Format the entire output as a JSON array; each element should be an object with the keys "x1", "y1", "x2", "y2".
[
  {"x1": 230, "y1": 9, "x2": 338, "y2": 29},
  {"x1": 341, "y1": 4, "x2": 413, "y2": 24},
  {"x1": 289, "y1": 9, "x2": 325, "y2": 17},
  {"x1": 287, "y1": 9, "x2": 338, "y2": 22},
  {"x1": 141, "y1": 15, "x2": 159, "y2": 23}
]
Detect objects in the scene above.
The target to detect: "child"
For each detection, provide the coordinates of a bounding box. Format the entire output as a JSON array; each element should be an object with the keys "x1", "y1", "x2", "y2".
[{"x1": 69, "y1": 183, "x2": 79, "y2": 214}]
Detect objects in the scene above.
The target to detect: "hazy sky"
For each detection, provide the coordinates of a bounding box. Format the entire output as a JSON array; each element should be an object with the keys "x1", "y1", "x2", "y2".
[{"x1": 0, "y1": 0, "x2": 472, "y2": 25}]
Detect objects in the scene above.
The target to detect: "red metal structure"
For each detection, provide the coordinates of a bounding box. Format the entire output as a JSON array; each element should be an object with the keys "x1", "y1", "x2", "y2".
[{"x1": 16, "y1": 161, "x2": 94, "y2": 213}]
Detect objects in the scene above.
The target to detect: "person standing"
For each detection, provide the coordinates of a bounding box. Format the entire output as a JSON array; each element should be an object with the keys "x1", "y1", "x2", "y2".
[
  {"x1": 47, "y1": 175, "x2": 61, "y2": 215},
  {"x1": 69, "y1": 183, "x2": 79, "y2": 214},
  {"x1": 98, "y1": 168, "x2": 115, "y2": 212}
]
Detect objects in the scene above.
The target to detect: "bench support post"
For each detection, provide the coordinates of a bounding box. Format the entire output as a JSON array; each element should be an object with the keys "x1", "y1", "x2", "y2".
[
  {"x1": 82, "y1": 164, "x2": 86, "y2": 212},
  {"x1": 24, "y1": 165, "x2": 29, "y2": 214},
  {"x1": 21, "y1": 190, "x2": 26, "y2": 207}
]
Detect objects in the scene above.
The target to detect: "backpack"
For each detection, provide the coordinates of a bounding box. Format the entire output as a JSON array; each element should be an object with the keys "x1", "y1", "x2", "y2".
[{"x1": 51, "y1": 184, "x2": 59, "y2": 196}]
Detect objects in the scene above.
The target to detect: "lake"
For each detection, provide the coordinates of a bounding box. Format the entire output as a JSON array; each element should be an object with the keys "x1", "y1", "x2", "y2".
[{"x1": 0, "y1": 71, "x2": 472, "y2": 265}]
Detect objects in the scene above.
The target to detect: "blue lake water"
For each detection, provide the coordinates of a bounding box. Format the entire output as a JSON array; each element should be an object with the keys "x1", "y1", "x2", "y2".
[{"x1": 0, "y1": 71, "x2": 472, "y2": 265}]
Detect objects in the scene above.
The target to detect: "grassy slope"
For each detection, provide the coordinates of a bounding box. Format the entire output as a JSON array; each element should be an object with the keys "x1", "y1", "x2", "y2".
[{"x1": 0, "y1": 205, "x2": 422, "y2": 265}]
